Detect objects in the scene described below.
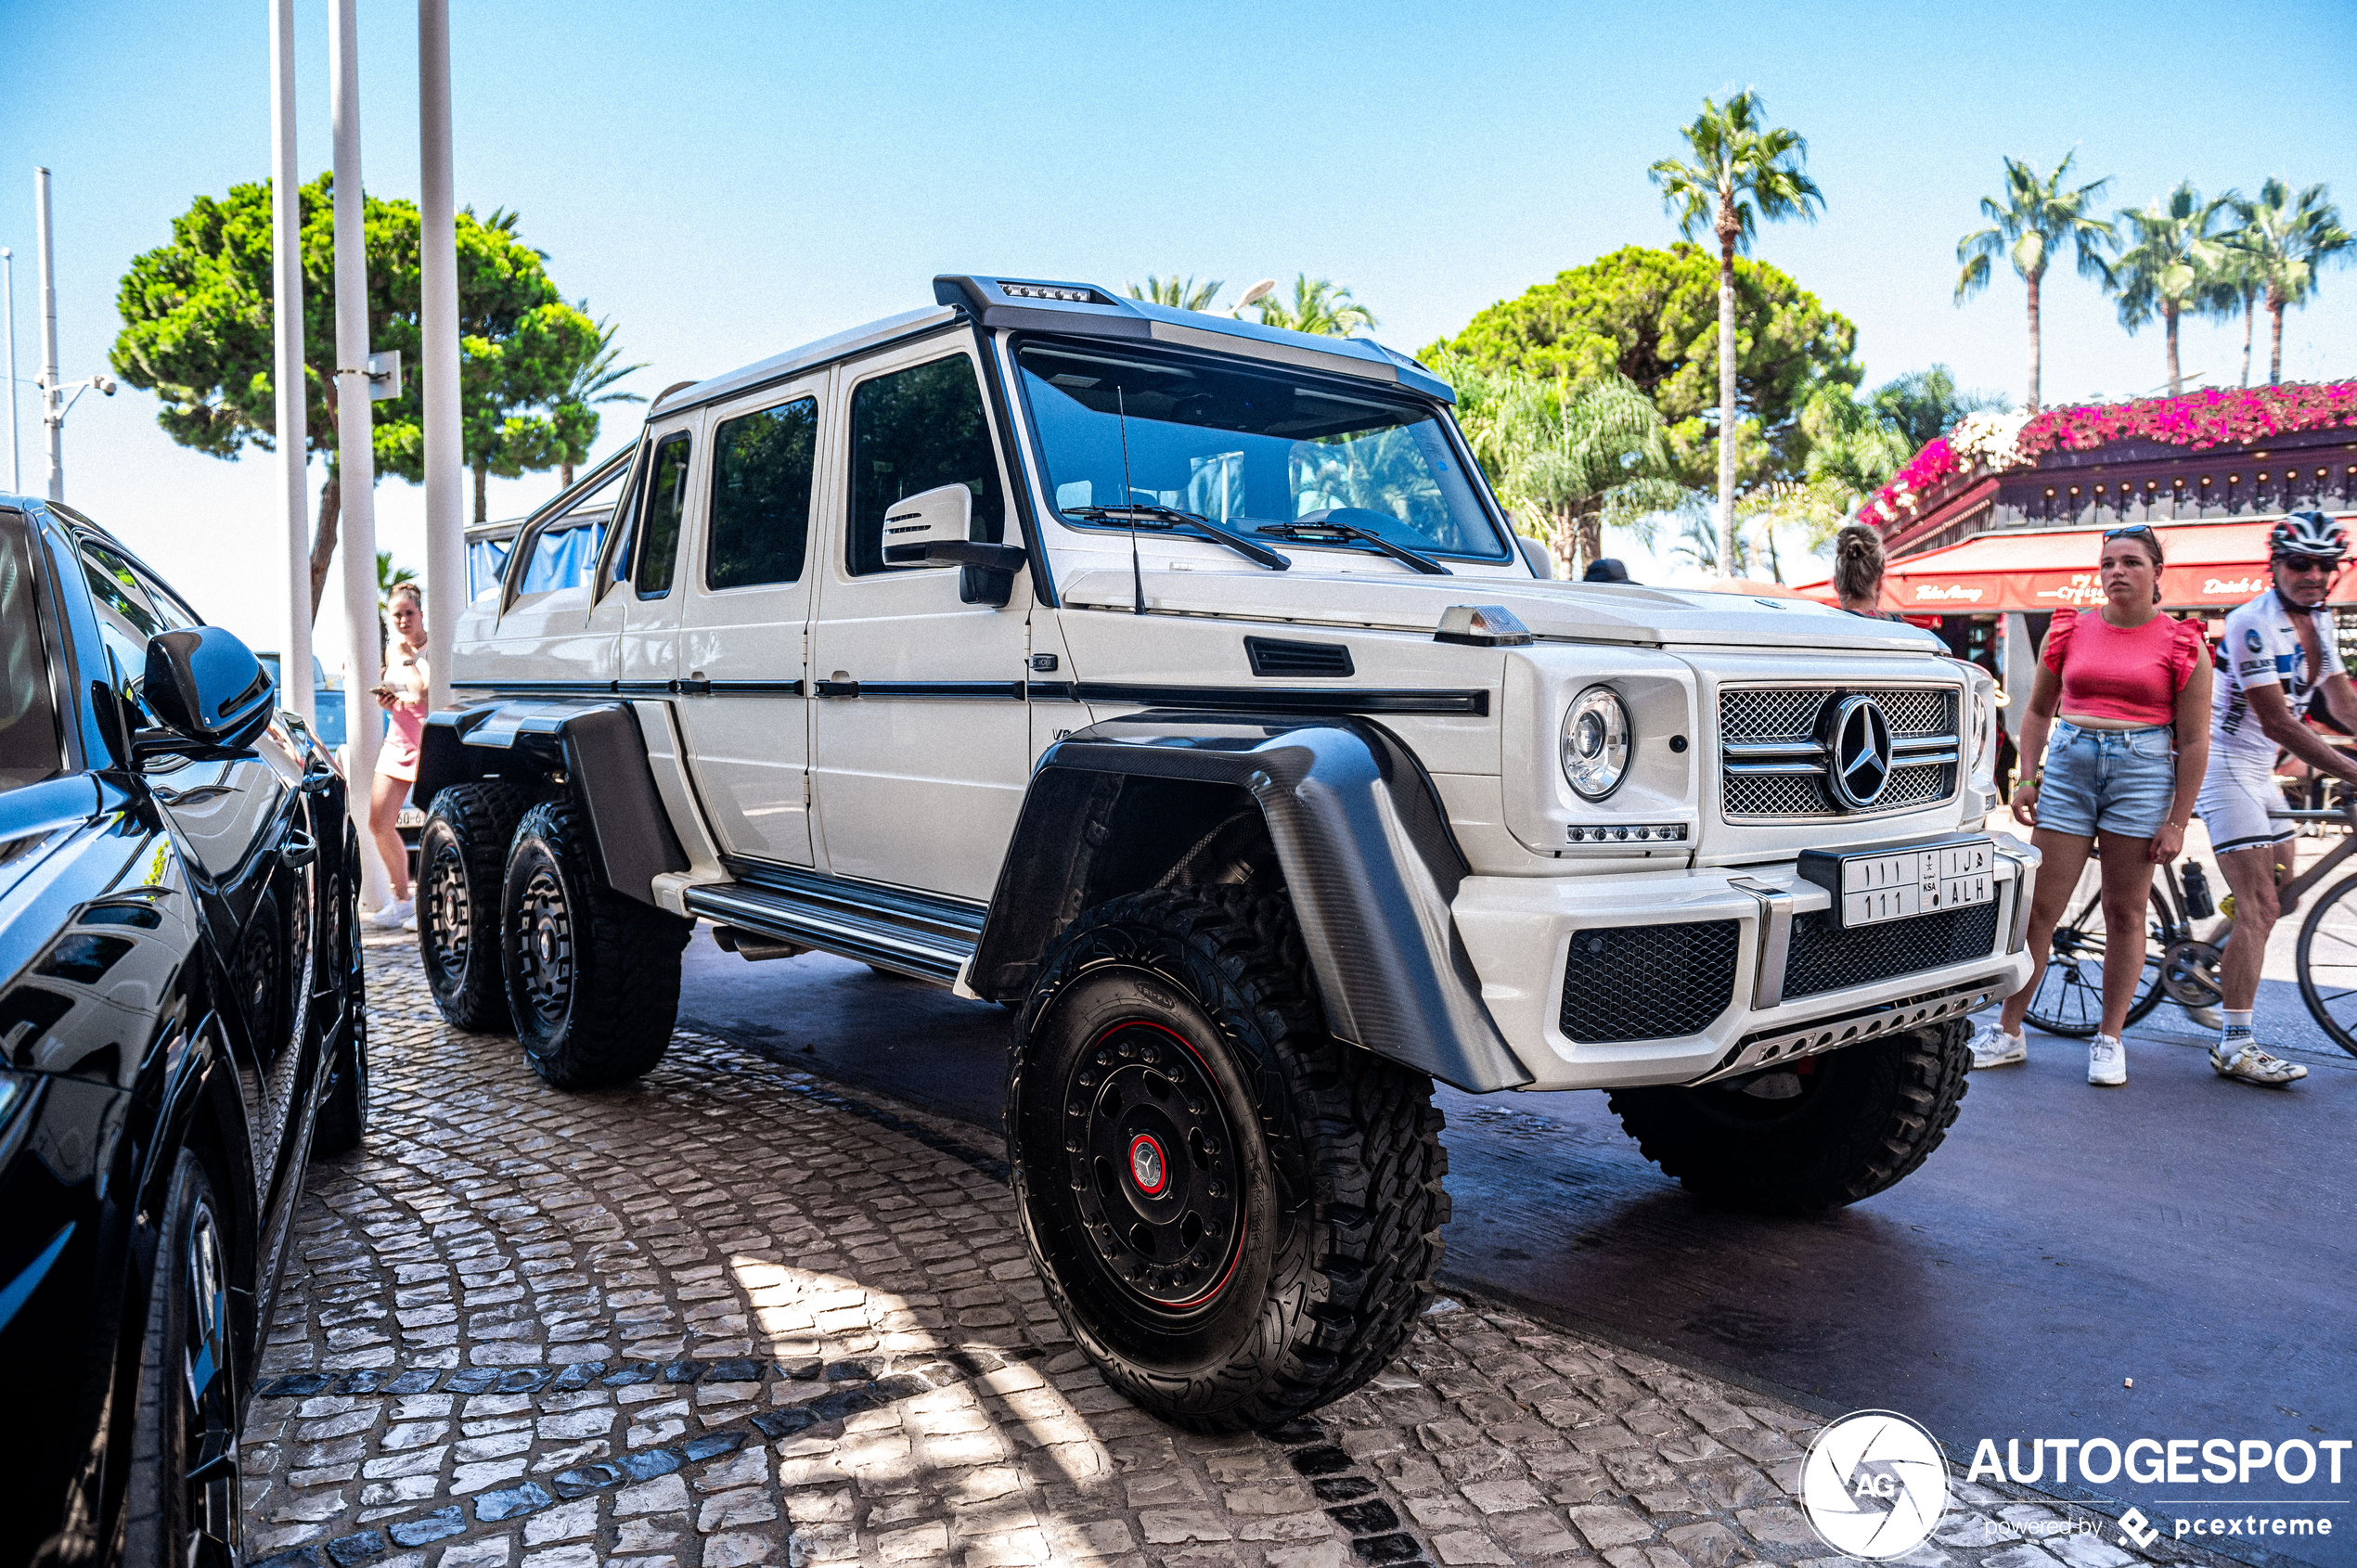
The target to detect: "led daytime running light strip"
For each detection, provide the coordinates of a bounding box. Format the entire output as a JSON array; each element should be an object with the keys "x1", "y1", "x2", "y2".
[{"x1": 1565, "y1": 824, "x2": 1688, "y2": 843}]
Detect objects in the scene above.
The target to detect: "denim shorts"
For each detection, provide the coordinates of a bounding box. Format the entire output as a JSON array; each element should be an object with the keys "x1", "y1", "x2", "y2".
[{"x1": 2035, "y1": 720, "x2": 2176, "y2": 839}]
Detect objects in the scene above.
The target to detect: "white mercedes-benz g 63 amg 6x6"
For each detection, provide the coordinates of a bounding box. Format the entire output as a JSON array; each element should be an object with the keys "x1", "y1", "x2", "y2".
[{"x1": 419, "y1": 275, "x2": 2037, "y2": 1432}]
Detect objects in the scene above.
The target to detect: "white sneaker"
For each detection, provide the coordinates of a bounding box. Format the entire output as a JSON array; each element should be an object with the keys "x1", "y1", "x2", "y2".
[
  {"x1": 1969, "y1": 1022, "x2": 2026, "y2": 1069},
  {"x1": 366, "y1": 899, "x2": 413, "y2": 931},
  {"x1": 2211, "y1": 1037, "x2": 2308, "y2": 1086},
  {"x1": 2088, "y1": 1035, "x2": 2127, "y2": 1086}
]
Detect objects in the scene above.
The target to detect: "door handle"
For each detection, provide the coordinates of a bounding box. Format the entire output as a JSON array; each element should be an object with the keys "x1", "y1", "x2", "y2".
[
  {"x1": 280, "y1": 829, "x2": 317, "y2": 869},
  {"x1": 672, "y1": 678, "x2": 712, "y2": 695},
  {"x1": 153, "y1": 783, "x2": 238, "y2": 806},
  {"x1": 813, "y1": 680, "x2": 860, "y2": 698}
]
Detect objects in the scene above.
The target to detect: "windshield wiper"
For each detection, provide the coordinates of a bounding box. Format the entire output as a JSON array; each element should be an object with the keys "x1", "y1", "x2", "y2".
[
  {"x1": 1254, "y1": 512, "x2": 1450, "y2": 575},
  {"x1": 1063, "y1": 505, "x2": 1292, "y2": 571}
]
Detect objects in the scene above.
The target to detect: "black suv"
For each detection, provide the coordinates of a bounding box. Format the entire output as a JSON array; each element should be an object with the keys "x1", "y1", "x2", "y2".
[{"x1": 0, "y1": 496, "x2": 367, "y2": 1567}]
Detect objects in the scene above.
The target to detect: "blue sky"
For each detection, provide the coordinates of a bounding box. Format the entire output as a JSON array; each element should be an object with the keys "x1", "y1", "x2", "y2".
[{"x1": 3, "y1": 0, "x2": 2353, "y2": 650}]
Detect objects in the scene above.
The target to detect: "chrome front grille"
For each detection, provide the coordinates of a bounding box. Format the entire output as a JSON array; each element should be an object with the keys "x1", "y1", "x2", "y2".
[{"x1": 1719, "y1": 686, "x2": 1961, "y2": 820}]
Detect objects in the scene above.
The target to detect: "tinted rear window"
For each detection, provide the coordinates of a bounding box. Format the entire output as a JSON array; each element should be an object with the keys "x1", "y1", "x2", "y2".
[{"x1": 0, "y1": 519, "x2": 65, "y2": 793}]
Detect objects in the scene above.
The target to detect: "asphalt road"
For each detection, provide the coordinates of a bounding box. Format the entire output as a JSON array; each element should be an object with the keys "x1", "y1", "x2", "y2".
[{"x1": 675, "y1": 936, "x2": 2356, "y2": 1568}]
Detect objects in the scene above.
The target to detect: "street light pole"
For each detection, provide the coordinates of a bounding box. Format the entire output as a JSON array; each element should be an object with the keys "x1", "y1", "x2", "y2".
[
  {"x1": 34, "y1": 167, "x2": 61, "y2": 502},
  {"x1": 418, "y1": 0, "x2": 463, "y2": 715},
  {"x1": 330, "y1": 0, "x2": 389, "y2": 910},
  {"x1": 2, "y1": 246, "x2": 18, "y2": 495},
  {"x1": 270, "y1": 0, "x2": 313, "y2": 724}
]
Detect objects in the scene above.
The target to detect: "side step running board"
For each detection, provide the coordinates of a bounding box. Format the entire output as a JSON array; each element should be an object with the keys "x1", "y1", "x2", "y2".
[{"x1": 684, "y1": 868, "x2": 984, "y2": 986}]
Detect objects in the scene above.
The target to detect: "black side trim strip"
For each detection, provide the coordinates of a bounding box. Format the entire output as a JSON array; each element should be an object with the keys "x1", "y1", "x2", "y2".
[
  {"x1": 451, "y1": 678, "x2": 808, "y2": 699},
  {"x1": 452, "y1": 679, "x2": 615, "y2": 695},
  {"x1": 858, "y1": 681, "x2": 1024, "y2": 700},
  {"x1": 695, "y1": 680, "x2": 805, "y2": 696},
  {"x1": 1072, "y1": 683, "x2": 1489, "y2": 716}
]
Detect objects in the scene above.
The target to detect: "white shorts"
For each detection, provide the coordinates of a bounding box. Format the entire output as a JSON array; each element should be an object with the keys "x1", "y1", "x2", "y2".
[{"x1": 2196, "y1": 752, "x2": 2291, "y2": 855}]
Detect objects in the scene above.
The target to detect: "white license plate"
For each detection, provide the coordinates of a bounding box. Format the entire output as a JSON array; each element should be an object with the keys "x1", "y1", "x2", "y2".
[{"x1": 1813, "y1": 837, "x2": 1996, "y2": 928}]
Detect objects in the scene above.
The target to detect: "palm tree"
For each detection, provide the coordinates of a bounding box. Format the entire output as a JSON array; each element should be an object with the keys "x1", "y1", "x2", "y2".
[
  {"x1": 1127, "y1": 276, "x2": 1225, "y2": 312},
  {"x1": 2111, "y1": 183, "x2": 2236, "y2": 396},
  {"x1": 553, "y1": 312, "x2": 647, "y2": 488},
  {"x1": 1954, "y1": 153, "x2": 2115, "y2": 416},
  {"x1": 2227, "y1": 179, "x2": 2354, "y2": 385},
  {"x1": 2205, "y1": 235, "x2": 2266, "y2": 388},
  {"x1": 1254, "y1": 276, "x2": 1378, "y2": 338},
  {"x1": 1650, "y1": 88, "x2": 1823, "y2": 578}
]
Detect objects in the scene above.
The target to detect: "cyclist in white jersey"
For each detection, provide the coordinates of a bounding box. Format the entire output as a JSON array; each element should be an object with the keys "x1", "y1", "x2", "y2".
[{"x1": 2195, "y1": 511, "x2": 2357, "y2": 1085}]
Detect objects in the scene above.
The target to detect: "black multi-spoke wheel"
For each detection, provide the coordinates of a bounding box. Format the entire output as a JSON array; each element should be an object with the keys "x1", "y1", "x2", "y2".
[
  {"x1": 1008, "y1": 887, "x2": 1448, "y2": 1433},
  {"x1": 418, "y1": 782, "x2": 527, "y2": 1033},
  {"x1": 2021, "y1": 890, "x2": 2166, "y2": 1037},
  {"x1": 122, "y1": 1150, "x2": 241, "y2": 1568},
  {"x1": 1064, "y1": 1019, "x2": 1246, "y2": 1313},
  {"x1": 2295, "y1": 870, "x2": 2357, "y2": 1057},
  {"x1": 500, "y1": 800, "x2": 692, "y2": 1088}
]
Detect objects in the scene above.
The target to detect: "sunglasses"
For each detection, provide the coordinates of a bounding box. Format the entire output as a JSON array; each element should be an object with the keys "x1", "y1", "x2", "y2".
[
  {"x1": 2278, "y1": 557, "x2": 2339, "y2": 576},
  {"x1": 2103, "y1": 525, "x2": 2157, "y2": 541}
]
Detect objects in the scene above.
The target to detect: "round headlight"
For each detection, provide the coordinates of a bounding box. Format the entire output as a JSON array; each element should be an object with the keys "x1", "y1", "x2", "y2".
[{"x1": 1561, "y1": 685, "x2": 1632, "y2": 800}]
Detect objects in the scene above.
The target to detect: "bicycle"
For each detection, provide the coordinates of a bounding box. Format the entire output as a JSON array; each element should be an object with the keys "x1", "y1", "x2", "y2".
[
  {"x1": 2023, "y1": 861, "x2": 2215, "y2": 1037},
  {"x1": 2022, "y1": 793, "x2": 2357, "y2": 1055}
]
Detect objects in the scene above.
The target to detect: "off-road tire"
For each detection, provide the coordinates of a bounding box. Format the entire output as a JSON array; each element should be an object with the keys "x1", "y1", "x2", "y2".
[
  {"x1": 1608, "y1": 1019, "x2": 1971, "y2": 1214},
  {"x1": 501, "y1": 799, "x2": 692, "y2": 1089},
  {"x1": 122, "y1": 1150, "x2": 241, "y2": 1568},
  {"x1": 419, "y1": 782, "x2": 530, "y2": 1033},
  {"x1": 314, "y1": 823, "x2": 368, "y2": 1155},
  {"x1": 1007, "y1": 886, "x2": 1448, "y2": 1433}
]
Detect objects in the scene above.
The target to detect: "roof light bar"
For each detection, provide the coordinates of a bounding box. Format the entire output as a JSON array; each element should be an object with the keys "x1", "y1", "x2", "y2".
[{"x1": 998, "y1": 282, "x2": 1100, "y2": 303}]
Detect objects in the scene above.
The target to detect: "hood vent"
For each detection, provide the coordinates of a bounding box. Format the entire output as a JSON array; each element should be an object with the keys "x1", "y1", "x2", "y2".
[{"x1": 1244, "y1": 636, "x2": 1355, "y2": 678}]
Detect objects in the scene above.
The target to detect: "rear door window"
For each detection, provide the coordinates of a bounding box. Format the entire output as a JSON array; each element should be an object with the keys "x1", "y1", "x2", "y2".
[
  {"x1": 708, "y1": 396, "x2": 818, "y2": 590},
  {"x1": 634, "y1": 433, "x2": 693, "y2": 598}
]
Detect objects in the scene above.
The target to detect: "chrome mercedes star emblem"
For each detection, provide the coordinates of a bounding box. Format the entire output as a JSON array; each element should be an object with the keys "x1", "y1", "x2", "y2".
[
  {"x1": 1826, "y1": 695, "x2": 1894, "y2": 809},
  {"x1": 1128, "y1": 1135, "x2": 1166, "y2": 1195}
]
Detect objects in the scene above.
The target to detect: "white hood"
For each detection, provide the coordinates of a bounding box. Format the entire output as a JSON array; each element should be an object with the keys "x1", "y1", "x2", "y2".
[{"x1": 1056, "y1": 567, "x2": 1945, "y2": 654}]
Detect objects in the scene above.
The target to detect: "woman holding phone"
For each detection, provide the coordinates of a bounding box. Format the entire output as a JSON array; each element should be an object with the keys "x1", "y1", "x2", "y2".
[
  {"x1": 366, "y1": 585, "x2": 431, "y2": 929},
  {"x1": 1969, "y1": 526, "x2": 2210, "y2": 1084}
]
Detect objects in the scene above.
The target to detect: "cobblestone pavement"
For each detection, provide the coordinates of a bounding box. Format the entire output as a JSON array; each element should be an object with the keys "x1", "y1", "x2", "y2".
[{"x1": 240, "y1": 935, "x2": 2247, "y2": 1568}]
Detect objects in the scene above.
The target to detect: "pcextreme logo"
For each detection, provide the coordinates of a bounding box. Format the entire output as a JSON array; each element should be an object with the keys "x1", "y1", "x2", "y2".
[{"x1": 1800, "y1": 1410, "x2": 1951, "y2": 1559}]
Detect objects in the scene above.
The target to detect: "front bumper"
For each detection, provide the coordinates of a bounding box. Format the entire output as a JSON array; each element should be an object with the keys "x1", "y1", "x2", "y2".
[{"x1": 1452, "y1": 835, "x2": 2040, "y2": 1092}]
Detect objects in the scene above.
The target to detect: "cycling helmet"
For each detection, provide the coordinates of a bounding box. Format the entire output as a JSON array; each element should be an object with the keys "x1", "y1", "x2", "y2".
[{"x1": 2269, "y1": 510, "x2": 2348, "y2": 561}]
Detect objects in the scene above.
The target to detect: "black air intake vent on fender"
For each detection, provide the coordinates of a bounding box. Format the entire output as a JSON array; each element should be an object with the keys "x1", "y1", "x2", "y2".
[{"x1": 1244, "y1": 636, "x2": 1355, "y2": 678}]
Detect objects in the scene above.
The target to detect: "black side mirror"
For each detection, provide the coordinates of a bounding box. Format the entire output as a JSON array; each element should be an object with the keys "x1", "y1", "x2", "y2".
[{"x1": 142, "y1": 627, "x2": 276, "y2": 751}]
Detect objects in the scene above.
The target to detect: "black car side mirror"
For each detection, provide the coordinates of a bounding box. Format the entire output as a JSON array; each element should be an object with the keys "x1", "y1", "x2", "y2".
[{"x1": 138, "y1": 627, "x2": 277, "y2": 754}]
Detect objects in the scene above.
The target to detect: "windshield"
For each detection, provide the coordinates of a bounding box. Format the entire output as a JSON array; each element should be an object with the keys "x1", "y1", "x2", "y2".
[{"x1": 1014, "y1": 341, "x2": 1510, "y2": 562}]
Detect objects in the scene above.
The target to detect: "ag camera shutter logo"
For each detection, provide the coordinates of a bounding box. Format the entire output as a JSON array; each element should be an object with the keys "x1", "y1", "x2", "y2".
[{"x1": 1800, "y1": 1410, "x2": 1951, "y2": 1559}]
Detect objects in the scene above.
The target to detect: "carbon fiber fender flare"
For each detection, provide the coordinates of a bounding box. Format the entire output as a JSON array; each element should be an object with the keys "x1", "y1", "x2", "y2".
[
  {"x1": 415, "y1": 700, "x2": 686, "y2": 906},
  {"x1": 972, "y1": 711, "x2": 1531, "y2": 1093}
]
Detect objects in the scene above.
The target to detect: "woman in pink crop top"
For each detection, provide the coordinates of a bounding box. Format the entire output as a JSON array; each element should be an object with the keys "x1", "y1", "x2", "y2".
[
  {"x1": 1971, "y1": 526, "x2": 2213, "y2": 1084},
  {"x1": 365, "y1": 585, "x2": 431, "y2": 930}
]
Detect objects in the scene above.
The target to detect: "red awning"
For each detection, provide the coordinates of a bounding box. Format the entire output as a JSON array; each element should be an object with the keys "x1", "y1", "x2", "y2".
[{"x1": 1874, "y1": 520, "x2": 2332, "y2": 614}]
